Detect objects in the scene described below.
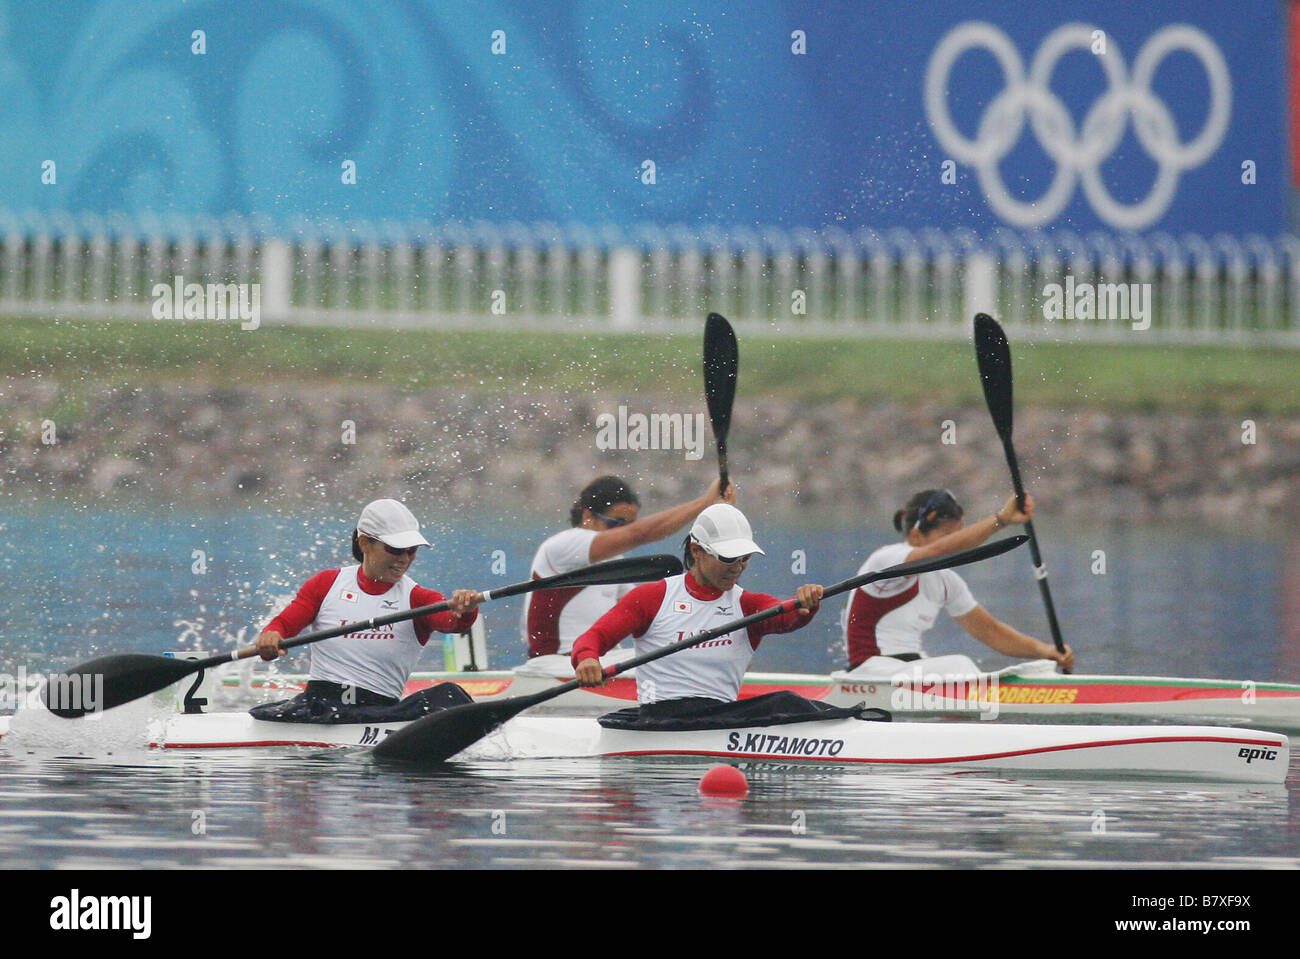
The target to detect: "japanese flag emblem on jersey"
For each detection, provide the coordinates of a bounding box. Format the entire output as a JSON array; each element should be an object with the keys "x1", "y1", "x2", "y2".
[
  {"x1": 340, "y1": 588, "x2": 360, "y2": 603},
  {"x1": 673, "y1": 600, "x2": 693, "y2": 614}
]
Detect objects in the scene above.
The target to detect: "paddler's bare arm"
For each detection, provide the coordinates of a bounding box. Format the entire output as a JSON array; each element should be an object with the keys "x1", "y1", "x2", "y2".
[
  {"x1": 955, "y1": 605, "x2": 1074, "y2": 671},
  {"x1": 906, "y1": 493, "x2": 1034, "y2": 562},
  {"x1": 588, "y1": 478, "x2": 735, "y2": 563}
]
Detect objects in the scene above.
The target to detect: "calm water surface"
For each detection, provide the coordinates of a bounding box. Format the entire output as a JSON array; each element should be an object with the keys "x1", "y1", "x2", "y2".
[
  {"x1": 1, "y1": 502, "x2": 1298, "y2": 871},
  {"x1": 0, "y1": 749, "x2": 1295, "y2": 870}
]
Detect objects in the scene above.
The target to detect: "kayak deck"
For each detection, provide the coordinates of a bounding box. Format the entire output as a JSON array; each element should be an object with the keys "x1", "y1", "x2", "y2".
[{"x1": 217, "y1": 658, "x2": 1300, "y2": 732}]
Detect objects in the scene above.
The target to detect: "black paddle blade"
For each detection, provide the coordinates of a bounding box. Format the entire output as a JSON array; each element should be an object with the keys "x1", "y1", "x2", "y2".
[
  {"x1": 703, "y1": 312, "x2": 738, "y2": 441},
  {"x1": 567, "y1": 554, "x2": 682, "y2": 589},
  {"x1": 973, "y1": 312, "x2": 1014, "y2": 441},
  {"x1": 373, "y1": 695, "x2": 540, "y2": 763},
  {"x1": 41, "y1": 654, "x2": 198, "y2": 719}
]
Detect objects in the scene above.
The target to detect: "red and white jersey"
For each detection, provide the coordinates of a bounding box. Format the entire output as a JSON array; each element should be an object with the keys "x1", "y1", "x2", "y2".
[
  {"x1": 572, "y1": 571, "x2": 817, "y2": 705},
  {"x1": 840, "y1": 542, "x2": 978, "y2": 668},
  {"x1": 630, "y1": 574, "x2": 752, "y2": 704},
  {"x1": 522, "y1": 527, "x2": 624, "y2": 656},
  {"x1": 264, "y1": 565, "x2": 476, "y2": 699},
  {"x1": 308, "y1": 567, "x2": 426, "y2": 700}
]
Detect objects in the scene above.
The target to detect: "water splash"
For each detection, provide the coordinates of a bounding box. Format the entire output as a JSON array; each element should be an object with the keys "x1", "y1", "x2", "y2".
[{"x1": 3, "y1": 693, "x2": 158, "y2": 755}]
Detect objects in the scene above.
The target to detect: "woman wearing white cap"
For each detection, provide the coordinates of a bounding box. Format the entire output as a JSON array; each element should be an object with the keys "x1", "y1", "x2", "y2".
[
  {"x1": 252, "y1": 499, "x2": 483, "y2": 723},
  {"x1": 570, "y1": 503, "x2": 832, "y2": 722}
]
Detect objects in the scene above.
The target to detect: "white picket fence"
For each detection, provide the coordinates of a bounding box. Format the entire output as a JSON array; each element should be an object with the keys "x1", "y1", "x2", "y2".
[{"x1": 1, "y1": 210, "x2": 1297, "y2": 345}]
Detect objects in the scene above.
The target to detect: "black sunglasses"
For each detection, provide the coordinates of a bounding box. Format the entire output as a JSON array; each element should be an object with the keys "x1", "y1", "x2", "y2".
[
  {"x1": 715, "y1": 553, "x2": 751, "y2": 565},
  {"x1": 364, "y1": 535, "x2": 419, "y2": 557},
  {"x1": 593, "y1": 511, "x2": 630, "y2": 528}
]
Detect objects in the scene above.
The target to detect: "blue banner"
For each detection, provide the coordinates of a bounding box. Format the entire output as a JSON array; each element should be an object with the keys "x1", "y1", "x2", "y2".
[{"x1": 0, "y1": 0, "x2": 1285, "y2": 236}]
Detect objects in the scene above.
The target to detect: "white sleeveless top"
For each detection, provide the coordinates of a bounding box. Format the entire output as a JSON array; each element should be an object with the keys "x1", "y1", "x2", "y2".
[
  {"x1": 308, "y1": 566, "x2": 423, "y2": 700},
  {"x1": 634, "y1": 573, "x2": 754, "y2": 705},
  {"x1": 839, "y1": 542, "x2": 978, "y2": 659},
  {"x1": 521, "y1": 527, "x2": 624, "y2": 655}
]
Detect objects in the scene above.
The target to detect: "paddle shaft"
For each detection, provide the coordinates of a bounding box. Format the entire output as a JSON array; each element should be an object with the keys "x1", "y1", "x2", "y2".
[
  {"x1": 240, "y1": 597, "x2": 456, "y2": 662},
  {"x1": 44, "y1": 553, "x2": 684, "y2": 720},
  {"x1": 371, "y1": 536, "x2": 1028, "y2": 761},
  {"x1": 226, "y1": 554, "x2": 682, "y2": 666},
  {"x1": 531, "y1": 536, "x2": 1030, "y2": 709},
  {"x1": 975, "y1": 313, "x2": 1068, "y2": 666},
  {"x1": 429, "y1": 598, "x2": 805, "y2": 725},
  {"x1": 93, "y1": 598, "x2": 468, "y2": 682},
  {"x1": 999, "y1": 435, "x2": 1066, "y2": 648}
]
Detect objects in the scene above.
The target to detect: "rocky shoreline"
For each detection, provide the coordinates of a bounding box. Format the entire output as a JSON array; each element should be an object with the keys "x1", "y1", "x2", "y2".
[{"x1": 2, "y1": 379, "x2": 1298, "y2": 524}]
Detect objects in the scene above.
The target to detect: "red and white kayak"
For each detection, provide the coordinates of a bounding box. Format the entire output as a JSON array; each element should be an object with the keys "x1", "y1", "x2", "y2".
[
  {"x1": 0, "y1": 709, "x2": 1286, "y2": 783},
  {"x1": 823, "y1": 657, "x2": 1300, "y2": 730},
  {"x1": 219, "y1": 653, "x2": 1300, "y2": 732}
]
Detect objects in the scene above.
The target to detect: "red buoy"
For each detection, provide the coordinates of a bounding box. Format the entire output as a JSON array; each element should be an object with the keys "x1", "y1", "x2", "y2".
[{"x1": 698, "y1": 763, "x2": 748, "y2": 797}]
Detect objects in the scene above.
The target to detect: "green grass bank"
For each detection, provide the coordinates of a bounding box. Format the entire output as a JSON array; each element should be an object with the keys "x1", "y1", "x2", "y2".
[{"x1": 2, "y1": 316, "x2": 1296, "y2": 415}]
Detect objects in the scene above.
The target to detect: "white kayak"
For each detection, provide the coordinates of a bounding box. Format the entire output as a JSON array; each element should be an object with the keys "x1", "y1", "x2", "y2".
[
  {"x1": 460, "y1": 715, "x2": 1289, "y2": 784},
  {"x1": 1, "y1": 710, "x2": 1287, "y2": 783},
  {"x1": 219, "y1": 653, "x2": 1300, "y2": 732}
]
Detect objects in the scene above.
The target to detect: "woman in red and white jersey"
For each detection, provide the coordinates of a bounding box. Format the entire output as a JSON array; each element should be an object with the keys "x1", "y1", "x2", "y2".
[
  {"x1": 253, "y1": 498, "x2": 483, "y2": 723},
  {"x1": 521, "y1": 475, "x2": 732, "y2": 659},
  {"x1": 841, "y1": 488, "x2": 1073, "y2": 674},
  {"x1": 570, "y1": 504, "x2": 832, "y2": 723}
]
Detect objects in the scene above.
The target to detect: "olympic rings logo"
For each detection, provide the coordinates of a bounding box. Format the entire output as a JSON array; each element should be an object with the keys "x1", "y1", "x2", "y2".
[{"x1": 925, "y1": 22, "x2": 1232, "y2": 231}]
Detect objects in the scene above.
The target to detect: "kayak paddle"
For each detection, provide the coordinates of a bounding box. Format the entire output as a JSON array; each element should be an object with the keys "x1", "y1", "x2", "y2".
[
  {"x1": 372, "y1": 534, "x2": 1029, "y2": 762},
  {"x1": 973, "y1": 312, "x2": 1068, "y2": 671},
  {"x1": 41, "y1": 553, "x2": 685, "y2": 719},
  {"x1": 703, "y1": 312, "x2": 738, "y2": 494}
]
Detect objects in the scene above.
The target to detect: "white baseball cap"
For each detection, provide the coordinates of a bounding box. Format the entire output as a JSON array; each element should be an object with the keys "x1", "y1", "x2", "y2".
[
  {"x1": 356, "y1": 499, "x2": 430, "y2": 550},
  {"x1": 690, "y1": 503, "x2": 764, "y2": 559}
]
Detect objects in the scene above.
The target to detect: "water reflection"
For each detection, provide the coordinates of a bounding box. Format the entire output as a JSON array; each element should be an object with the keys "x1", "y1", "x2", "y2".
[{"x1": 0, "y1": 748, "x2": 1293, "y2": 869}]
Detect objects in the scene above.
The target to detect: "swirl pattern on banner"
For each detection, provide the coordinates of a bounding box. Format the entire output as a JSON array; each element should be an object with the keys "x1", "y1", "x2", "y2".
[
  {"x1": 229, "y1": 1, "x2": 455, "y2": 226},
  {"x1": 2, "y1": 0, "x2": 221, "y2": 218},
  {"x1": 414, "y1": 0, "x2": 771, "y2": 223},
  {"x1": 0, "y1": 0, "x2": 799, "y2": 228}
]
